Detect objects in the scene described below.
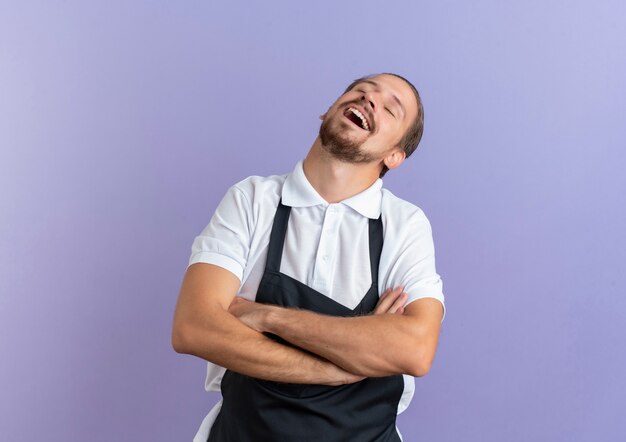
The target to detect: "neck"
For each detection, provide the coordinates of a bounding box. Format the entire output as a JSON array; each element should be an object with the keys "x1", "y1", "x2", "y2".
[{"x1": 302, "y1": 138, "x2": 381, "y2": 204}]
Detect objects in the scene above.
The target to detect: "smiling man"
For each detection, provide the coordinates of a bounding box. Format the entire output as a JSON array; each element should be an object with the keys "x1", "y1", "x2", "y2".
[{"x1": 172, "y1": 73, "x2": 446, "y2": 442}]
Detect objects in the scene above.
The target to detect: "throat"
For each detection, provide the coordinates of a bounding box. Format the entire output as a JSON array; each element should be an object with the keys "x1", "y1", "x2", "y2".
[{"x1": 303, "y1": 154, "x2": 381, "y2": 204}]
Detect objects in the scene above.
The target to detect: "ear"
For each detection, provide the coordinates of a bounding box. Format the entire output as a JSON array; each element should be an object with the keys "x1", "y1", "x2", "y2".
[
  {"x1": 383, "y1": 149, "x2": 406, "y2": 171},
  {"x1": 320, "y1": 105, "x2": 332, "y2": 120}
]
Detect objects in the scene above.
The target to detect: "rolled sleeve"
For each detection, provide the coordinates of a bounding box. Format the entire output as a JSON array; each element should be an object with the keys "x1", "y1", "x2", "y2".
[
  {"x1": 388, "y1": 209, "x2": 446, "y2": 322},
  {"x1": 187, "y1": 185, "x2": 253, "y2": 283}
]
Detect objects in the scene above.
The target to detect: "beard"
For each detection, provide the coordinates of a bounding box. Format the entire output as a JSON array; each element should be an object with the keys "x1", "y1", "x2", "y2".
[{"x1": 318, "y1": 113, "x2": 376, "y2": 164}]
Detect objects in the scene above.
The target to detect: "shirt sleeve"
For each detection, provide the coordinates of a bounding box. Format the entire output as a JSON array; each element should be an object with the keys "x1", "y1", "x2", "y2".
[
  {"x1": 387, "y1": 209, "x2": 446, "y2": 322},
  {"x1": 188, "y1": 184, "x2": 253, "y2": 283}
]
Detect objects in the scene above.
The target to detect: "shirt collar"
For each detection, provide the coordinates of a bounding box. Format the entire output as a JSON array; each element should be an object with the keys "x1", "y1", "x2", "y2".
[{"x1": 282, "y1": 160, "x2": 383, "y2": 219}]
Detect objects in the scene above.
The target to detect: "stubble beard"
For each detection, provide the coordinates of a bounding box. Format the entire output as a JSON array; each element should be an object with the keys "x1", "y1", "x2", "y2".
[{"x1": 318, "y1": 114, "x2": 376, "y2": 164}]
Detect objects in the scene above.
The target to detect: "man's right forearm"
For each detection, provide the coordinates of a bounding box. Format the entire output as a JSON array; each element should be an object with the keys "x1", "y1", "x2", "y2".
[{"x1": 172, "y1": 302, "x2": 360, "y2": 385}]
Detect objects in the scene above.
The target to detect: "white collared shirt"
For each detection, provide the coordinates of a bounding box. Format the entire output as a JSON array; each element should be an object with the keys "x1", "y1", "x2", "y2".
[{"x1": 187, "y1": 160, "x2": 445, "y2": 441}]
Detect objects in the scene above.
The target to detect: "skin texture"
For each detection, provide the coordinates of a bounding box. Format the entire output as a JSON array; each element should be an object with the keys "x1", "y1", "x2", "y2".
[
  {"x1": 171, "y1": 74, "x2": 443, "y2": 383},
  {"x1": 172, "y1": 263, "x2": 363, "y2": 385},
  {"x1": 228, "y1": 294, "x2": 442, "y2": 377},
  {"x1": 172, "y1": 263, "x2": 410, "y2": 384},
  {"x1": 306, "y1": 74, "x2": 417, "y2": 203}
]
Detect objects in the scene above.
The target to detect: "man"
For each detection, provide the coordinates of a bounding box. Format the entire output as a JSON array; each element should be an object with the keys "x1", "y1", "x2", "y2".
[{"x1": 172, "y1": 73, "x2": 446, "y2": 441}]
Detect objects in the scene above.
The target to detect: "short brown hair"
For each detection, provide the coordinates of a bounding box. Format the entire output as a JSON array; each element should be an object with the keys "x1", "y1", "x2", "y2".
[{"x1": 343, "y1": 73, "x2": 424, "y2": 177}]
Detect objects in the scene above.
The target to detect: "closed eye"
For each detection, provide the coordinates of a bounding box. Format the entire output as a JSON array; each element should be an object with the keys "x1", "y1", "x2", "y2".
[{"x1": 386, "y1": 107, "x2": 395, "y2": 118}]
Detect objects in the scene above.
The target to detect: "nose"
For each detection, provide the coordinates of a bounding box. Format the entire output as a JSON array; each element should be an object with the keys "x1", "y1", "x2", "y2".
[{"x1": 360, "y1": 91, "x2": 376, "y2": 111}]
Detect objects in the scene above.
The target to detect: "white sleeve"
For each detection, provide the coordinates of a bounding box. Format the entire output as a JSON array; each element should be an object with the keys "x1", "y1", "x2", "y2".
[
  {"x1": 385, "y1": 209, "x2": 446, "y2": 322},
  {"x1": 188, "y1": 184, "x2": 253, "y2": 282}
]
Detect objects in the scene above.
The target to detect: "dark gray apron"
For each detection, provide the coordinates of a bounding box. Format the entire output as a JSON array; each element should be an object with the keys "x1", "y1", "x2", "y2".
[{"x1": 208, "y1": 200, "x2": 404, "y2": 441}]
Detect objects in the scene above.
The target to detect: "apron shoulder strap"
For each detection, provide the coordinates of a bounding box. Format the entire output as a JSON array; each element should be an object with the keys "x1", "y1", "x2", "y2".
[
  {"x1": 265, "y1": 199, "x2": 291, "y2": 273},
  {"x1": 368, "y1": 215, "x2": 383, "y2": 286}
]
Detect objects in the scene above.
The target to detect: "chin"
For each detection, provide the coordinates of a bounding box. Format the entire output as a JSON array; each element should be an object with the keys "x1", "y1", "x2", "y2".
[{"x1": 320, "y1": 121, "x2": 362, "y2": 150}]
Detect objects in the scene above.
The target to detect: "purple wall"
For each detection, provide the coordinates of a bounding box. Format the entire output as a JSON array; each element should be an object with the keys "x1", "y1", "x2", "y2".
[{"x1": 1, "y1": 1, "x2": 625, "y2": 441}]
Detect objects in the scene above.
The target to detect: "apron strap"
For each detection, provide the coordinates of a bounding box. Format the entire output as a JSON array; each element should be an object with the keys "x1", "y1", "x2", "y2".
[
  {"x1": 264, "y1": 199, "x2": 291, "y2": 273},
  {"x1": 368, "y1": 215, "x2": 383, "y2": 287}
]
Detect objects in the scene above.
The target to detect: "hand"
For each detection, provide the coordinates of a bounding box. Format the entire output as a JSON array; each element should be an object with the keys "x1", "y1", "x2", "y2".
[
  {"x1": 229, "y1": 298, "x2": 365, "y2": 385},
  {"x1": 228, "y1": 297, "x2": 270, "y2": 332},
  {"x1": 373, "y1": 287, "x2": 408, "y2": 315},
  {"x1": 321, "y1": 360, "x2": 366, "y2": 385}
]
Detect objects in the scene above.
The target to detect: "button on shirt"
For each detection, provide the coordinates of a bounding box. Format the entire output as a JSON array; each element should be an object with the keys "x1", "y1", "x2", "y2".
[{"x1": 187, "y1": 160, "x2": 446, "y2": 442}]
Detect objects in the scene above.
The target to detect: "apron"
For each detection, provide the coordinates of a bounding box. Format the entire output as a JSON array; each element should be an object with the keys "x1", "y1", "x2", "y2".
[{"x1": 208, "y1": 200, "x2": 404, "y2": 442}]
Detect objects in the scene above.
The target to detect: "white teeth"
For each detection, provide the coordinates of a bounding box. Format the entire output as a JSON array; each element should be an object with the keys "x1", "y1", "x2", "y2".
[{"x1": 349, "y1": 107, "x2": 369, "y2": 130}]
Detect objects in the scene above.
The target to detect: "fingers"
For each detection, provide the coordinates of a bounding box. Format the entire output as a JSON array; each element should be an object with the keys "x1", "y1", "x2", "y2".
[
  {"x1": 229, "y1": 296, "x2": 248, "y2": 306},
  {"x1": 320, "y1": 360, "x2": 360, "y2": 386},
  {"x1": 345, "y1": 373, "x2": 367, "y2": 384},
  {"x1": 373, "y1": 288, "x2": 396, "y2": 314},
  {"x1": 388, "y1": 291, "x2": 408, "y2": 314},
  {"x1": 374, "y1": 286, "x2": 406, "y2": 315},
  {"x1": 228, "y1": 297, "x2": 242, "y2": 308},
  {"x1": 228, "y1": 297, "x2": 249, "y2": 314}
]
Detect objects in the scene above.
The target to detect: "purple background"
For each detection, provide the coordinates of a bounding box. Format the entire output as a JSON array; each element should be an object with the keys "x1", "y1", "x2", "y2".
[{"x1": 1, "y1": 1, "x2": 625, "y2": 441}]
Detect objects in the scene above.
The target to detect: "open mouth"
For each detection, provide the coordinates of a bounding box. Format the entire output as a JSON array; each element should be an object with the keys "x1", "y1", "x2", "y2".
[{"x1": 344, "y1": 107, "x2": 371, "y2": 131}]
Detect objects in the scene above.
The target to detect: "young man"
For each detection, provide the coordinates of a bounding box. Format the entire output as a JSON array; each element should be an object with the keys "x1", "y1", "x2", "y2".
[{"x1": 172, "y1": 73, "x2": 446, "y2": 441}]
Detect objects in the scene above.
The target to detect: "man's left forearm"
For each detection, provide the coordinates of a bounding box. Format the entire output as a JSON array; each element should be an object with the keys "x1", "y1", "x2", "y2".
[{"x1": 262, "y1": 304, "x2": 437, "y2": 378}]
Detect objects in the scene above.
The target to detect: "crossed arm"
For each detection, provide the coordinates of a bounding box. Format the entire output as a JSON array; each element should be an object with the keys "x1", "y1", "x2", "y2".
[{"x1": 171, "y1": 263, "x2": 442, "y2": 385}]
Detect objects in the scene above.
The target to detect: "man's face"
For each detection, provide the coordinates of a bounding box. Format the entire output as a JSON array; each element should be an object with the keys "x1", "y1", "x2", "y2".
[{"x1": 318, "y1": 74, "x2": 418, "y2": 166}]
